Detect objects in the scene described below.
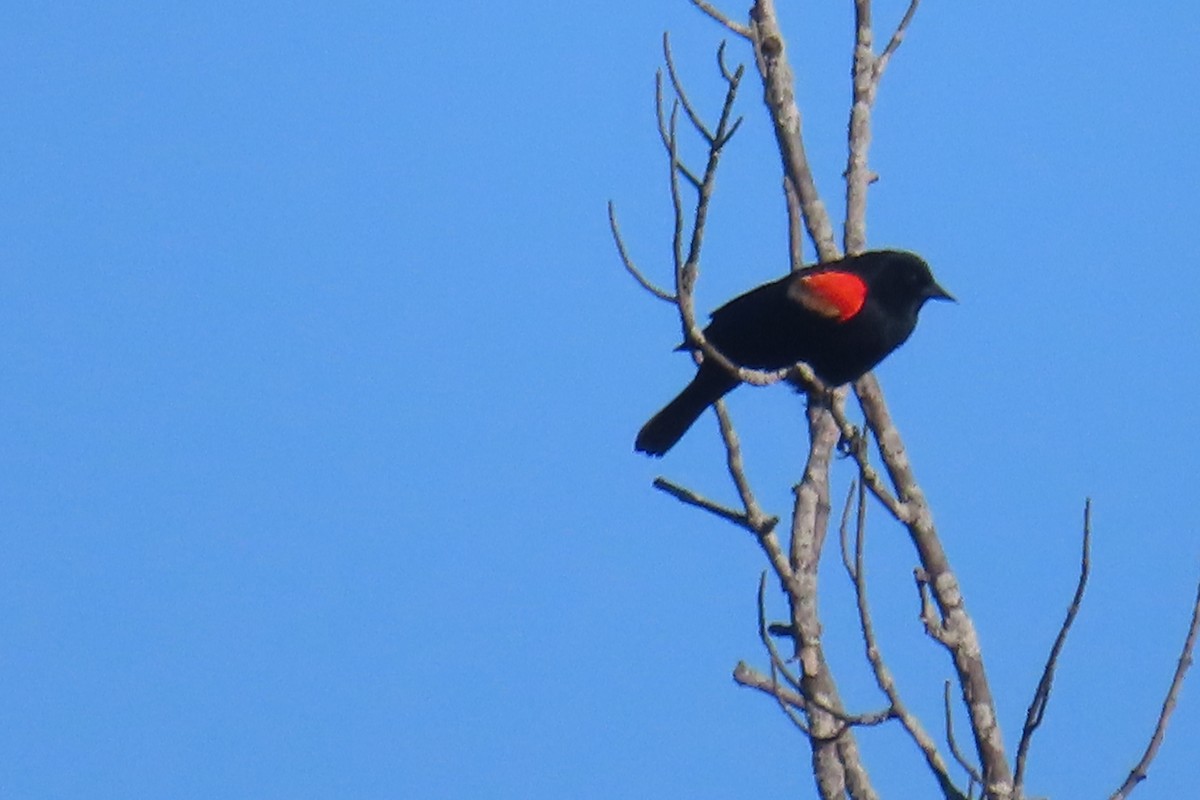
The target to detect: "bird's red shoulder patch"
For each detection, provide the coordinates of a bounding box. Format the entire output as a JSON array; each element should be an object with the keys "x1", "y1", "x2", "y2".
[{"x1": 788, "y1": 271, "x2": 867, "y2": 322}]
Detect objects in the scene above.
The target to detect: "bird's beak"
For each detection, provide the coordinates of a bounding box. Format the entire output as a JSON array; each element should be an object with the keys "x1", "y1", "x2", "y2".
[{"x1": 927, "y1": 282, "x2": 956, "y2": 303}]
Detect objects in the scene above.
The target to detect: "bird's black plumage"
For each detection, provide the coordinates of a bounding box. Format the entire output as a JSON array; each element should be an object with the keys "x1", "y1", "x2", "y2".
[{"x1": 635, "y1": 250, "x2": 953, "y2": 456}]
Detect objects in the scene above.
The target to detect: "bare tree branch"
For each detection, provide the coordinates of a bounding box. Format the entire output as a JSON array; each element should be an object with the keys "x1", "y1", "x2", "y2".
[
  {"x1": 667, "y1": 103, "x2": 688, "y2": 299},
  {"x1": 915, "y1": 568, "x2": 954, "y2": 647},
  {"x1": 713, "y1": 400, "x2": 764, "y2": 524},
  {"x1": 716, "y1": 41, "x2": 740, "y2": 86},
  {"x1": 663, "y1": 33, "x2": 716, "y2": 144},
  {"x1": 944, "y1": 681, "x2": 985, "y2": 790},
  {"x1": 856, "y1": 375, "x2": 1014, "y2": 797},
  {"x1": 637, "y1": 39, "x2": 814, "y2": 613},
  {"x1": 712, "y1": 400, "x2": 794, "y2": 583},
  {"x1": 733, "y1": 661, "x2": 811, "y2": 733},
  {"x1": 754, "y1": 573, "x2": 894, "y2": 729},
  {"x1": 844, "y1": 0, "x2": 921, "y2": 253},
  {"x1": 784, "y1": 394, "x2": 874, "y2": 800},
  {"x1": 838, "y1": 481, "x2": 859, "y2": 580},
  {"x1": 783, "y1": 175, "x2": 805, "y2": 271},
  {"x1": 651, "y1": 477, "x2": 755, "y2": 530},
  {"x1": 845, "y1": 481, "x2": 967, "y2": 800},
  {"x1": 1014, "y1": 499, "x2": 1092, "y2": 793},
  {"x1": 688, "y1": 0, "x2": 751, "y2": 39},
  {"x1": 655, "y1": 43, "x2": 801, "y2": 395},
  {"x1": 613, "y1": 6, "x2": 1144, "y2": 799},
  {"x1": 1109, "y1": 576, "x2": 1200, "y2": 800},
  {"x1": 876, "y1": 0, "x2": 921, "y2": 76},
  {"x1": 826, "y1": 394, "x2": 908, "y2": 522},
  {"x1": 654, "y1": 73, "x2": 704, "y2": 190},
  {"x1": 607, "y1": 201, "x2": 676, "y2": 302},
  {"x1": 756, "y1": 573, "x2": 804, "y2": 691},
  {"x1": 749, "y1": 0, "x2": 839, "y2": 262},
  {"x1": 844, "y1": 0, "x2": 876, "y2": 255}
]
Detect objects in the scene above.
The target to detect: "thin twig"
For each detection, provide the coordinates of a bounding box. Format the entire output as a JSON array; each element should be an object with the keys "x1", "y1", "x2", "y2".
[
  {"x1": 679, "y1": 47, "x2": 743, "y2": 277},
  {"x1": 733, "y1": 661, "x2": 811, "y2": 733},
  {"x1": 757, "y1": 572, "x2": 804, "y2": 693},
  {"x1": 1014, "y1": 498, "x2": 1092, "y2": 793},
  {"x1": 655, "y1": 72, "x2": 703, "y2": 189},
  {"x1": 876, "y1": 0, "x2": 921, "y2": 78},
  {"x1": 652, "y1": 477, "x2": 752, "y2": 530},
  {"x1": 838, "y1": 481, "x2": 858, "y2": 579},
  {"x1": 783, "y1": 175, "x2": 804, "y2": 272},
  {"x1": 663, "y1": 32, "x2": 715, "y2": 144},
  {"x1": 716, "y1": 40, "x2": 738, "y2": 84},
  {"x1": 1109, "y1": 575, "x2": 1200, "y2": 800},
  {"x1": 668, "y1": 103, "x2": 687, "y2": 298},
  {"x1": 712, "y1": 400, "x2": 792, "y2": 583},
  {"x1": 689, "y1": 0, "x2": 752, "y2": 39},
  {"x1": 748, "y1": 574, "x2": 820, "y2": 735},
  {"x1": 607, "y1": 201, "x2": 675, "y2": 302},
  {"x1": 848, "y1": 482, "x2": 967, "y2": 800},
  {"x1": 755, "y1": 573, "x2": 893, "y2": 729},
  {"x1": 914, "y1": 568, "x2": 953, "y2": 646},
  {"x1": 944, "y1": 681, "x2": 984, "y2": 789},
  {"x1": 713, "y1": 400, "x2": 766, "y2": 525}
]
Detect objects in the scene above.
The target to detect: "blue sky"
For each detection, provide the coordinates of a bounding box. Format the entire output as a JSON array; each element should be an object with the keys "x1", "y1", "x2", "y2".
[{"x1": 2, "y1": 2, "x2": 1198, "y2": 798}]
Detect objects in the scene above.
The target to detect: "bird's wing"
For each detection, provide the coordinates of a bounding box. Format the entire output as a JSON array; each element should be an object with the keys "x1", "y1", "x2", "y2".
[{"x1": 786, "y1": 270, "x2": 867, "y2": 323}]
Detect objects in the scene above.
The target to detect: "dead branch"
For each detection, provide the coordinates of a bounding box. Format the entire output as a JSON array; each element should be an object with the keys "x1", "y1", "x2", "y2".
[
  {"x1": 1109, "y1": 576, "x2": 1200, "y2": 800},
  {"x1": 663, "y1": 33, "x2": 715, "y2": 144},
  {"x1": 688, "y1": 0, "x2": 751, "y2": 39},
  {"x1": 635, "y1": 41, "x2": 810, "y2": 602},
  {"x1": 844, "y1": 0, "x2": 877, "y2": 255},
  {"x1": 845, "y1": 481, "x2": 967, "y2": 800},
  {"x1": 732, "y1": 661, "x2": 811, "y2": 734},
  {"x1": 748, "y1": 0, "x2": 839, "y2": 262},
  {"x1": 783, "y1": 175, "x2": 805, "y2": 270},
  {"x1": 857, "y1": 375, "x2": 1014, "y2": 797},
  {"x1": 656, "y1": 41, "x2": 800, "y2": 394},
  {"x1": 651, "y1": 477, "x2": 756, "y2": 531},
  {"x1": 607, "y1": 202, "x2": 675, "y2": 302},
  {"x1": 826, "y1": 394, "x2": 908, "y2": 522},
  {"x1": 838, "y1": 481, "x2": 859, "y2": 580},
  {"x1": 944, "y1": 681, "x2": 985, "y2": 790},
  {"x1": 786, "y1": 395, "x2": 875, "y2": 800},
  {"x1": 754, "y1": 573, "x2": 893, "y2": 728},
  {"x1": 713, "y1": 399, "x2": 766, "y2": 527},
  {"x1": 713, "y1": 400, "x2": 794, "y2": 582},
  {"x1": 617, "y1": 4, "x2": 1093, "y2": 799},
  {"x1": 845, "y1": 0, "x2": 922, "y2": 253},
  {"x1": 756, "y1": 573, "x2": 803, "y2": 691},
  {"x1": 877, "y1": 0, "x2": 921, "y2": 75},
  {"x1": 1013, "y1": 499, "x2": 1092, "y2": 793}
]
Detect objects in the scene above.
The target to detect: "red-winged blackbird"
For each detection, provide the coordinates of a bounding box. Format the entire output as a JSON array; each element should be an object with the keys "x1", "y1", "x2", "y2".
[{"x1": 635, "y1": 249, "x2": 953, "y2": 456}]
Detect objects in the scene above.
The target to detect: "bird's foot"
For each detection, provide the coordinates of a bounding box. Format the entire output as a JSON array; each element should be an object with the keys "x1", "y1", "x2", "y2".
[{"x1": 837, "y1": 425, "x2": 866, "y2": 458}]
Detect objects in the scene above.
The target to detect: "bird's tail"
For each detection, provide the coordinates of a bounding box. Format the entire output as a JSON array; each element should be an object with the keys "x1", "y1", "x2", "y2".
[{"x1": 635, "y1": 367, "x2": 739, "y2": 457}]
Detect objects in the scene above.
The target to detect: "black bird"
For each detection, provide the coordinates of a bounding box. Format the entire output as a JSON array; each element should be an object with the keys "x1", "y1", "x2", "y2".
[{"x1": 635, "y1": 249, "x2": 953, "y2": 456}]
